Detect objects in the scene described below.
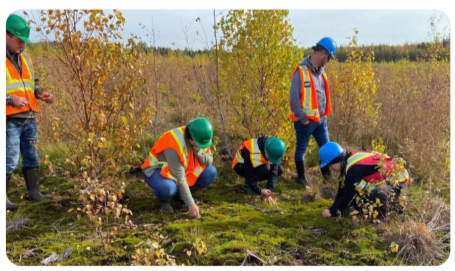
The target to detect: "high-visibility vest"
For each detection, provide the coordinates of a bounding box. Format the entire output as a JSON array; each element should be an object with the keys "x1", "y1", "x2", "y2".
[
  {"x1": 6, "y1": 53, "x2": 40, "y2": 116},
  {"x1": 289, "y1": 65, "x2": 331, "y2": 122},
  {"x1": 141, "y1": 127, "x2": 210, "y2": 187},
  {"x1": 346, "y1": 151, "x2": 410, "y2": 193},
  {"x1": 231, "y1": 138, "x2": 267, "y2": 169}
]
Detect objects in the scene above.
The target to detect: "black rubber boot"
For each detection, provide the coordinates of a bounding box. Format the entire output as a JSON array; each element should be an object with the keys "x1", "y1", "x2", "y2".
[
  {"x1": 295, "y1": 161, "x2": 308, "y2": 186},
  {"x1": 22, "y1": 167, "x2": 51, "y2": 201},
  {"x1": 173, "y1": 191, "x2": 199, "y2": 207},
  {"x1": 241, "y1": 183, "x2": 257, "y2": 195},
  {"x1": 321, "y1": 165, "x2": 332, "y2": 182},
  {"x1": 159, "y1": 199, "x2": 174, "y2": 213},
  {"x1": 6, "y1": 174, "x2": 17, "y2": 211}
]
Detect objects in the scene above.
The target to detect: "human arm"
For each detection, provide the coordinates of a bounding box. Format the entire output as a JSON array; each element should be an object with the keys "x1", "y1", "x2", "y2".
[
  {"x1": 163, "y1": 149, "x2": 195, "y2": 208},
  {"x1": 242, "y1": 148, "x2": 262, "y2": 195},
  {"x1": 290, "y1": 71, "x2": 309, "y2": 124}
]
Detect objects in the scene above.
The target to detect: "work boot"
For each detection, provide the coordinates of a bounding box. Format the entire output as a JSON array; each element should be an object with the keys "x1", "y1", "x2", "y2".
[
  {"x1": 22, "y1": 167, "x2": 51, "y2": 201},
  {"x1": 173, "y1": 192, "x2": 199, "y2": 208},
  {"x1": 159, "y1": 199, "x2": 174, "y2": 213},
  {"x1": 295, "y1": 161, "x2": 309, "y2": 186},
  {"x1": 241, "y1": 183, "x2": 256, "y2": 195},
  {"x1": 321, "y1": 165, "x2": 332, "y2": 182},
  {"x1": 6, "y1": 174, "x2": 17, "y2": 211}
]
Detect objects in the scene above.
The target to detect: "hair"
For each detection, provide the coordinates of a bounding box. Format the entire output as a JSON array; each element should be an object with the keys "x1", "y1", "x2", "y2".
[
  {"x1": 312, "y1": 44, "x2": 325, "y2": 52},
  {"x1": 339, "y1": 151, "x2": 352, "y2": 178},
  {"x1": 184, "y1": 125, "x2": 193, "y2": 141}
]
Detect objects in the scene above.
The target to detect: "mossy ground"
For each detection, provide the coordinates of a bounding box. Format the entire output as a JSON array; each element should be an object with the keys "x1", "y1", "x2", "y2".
[{"x1": 7, "y1": 163, "x2": 407, "y2": 266}]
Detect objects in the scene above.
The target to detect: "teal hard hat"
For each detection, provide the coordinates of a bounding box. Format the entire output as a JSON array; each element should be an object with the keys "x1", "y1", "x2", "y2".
[
  {"x1": 319, "y1": 142, "x2": 345, "y2": 168},
  {"x1": 265, "y1": 137, "x2": 286, "y2": 164},
  {"x1": 187, "y1": 117, "x2": 213, "y2": 149},
  {"x1": 6, "y1": 14, "x2": 31, "y2": 43},
  {"x1": 317, "y1": 37, "x2": 337, "y2": 59}
]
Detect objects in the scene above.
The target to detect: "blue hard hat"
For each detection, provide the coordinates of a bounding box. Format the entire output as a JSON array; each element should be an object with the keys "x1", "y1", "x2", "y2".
[
  {"x1": 317, "y1": 37, "x2": 337, "y2": 59},
  {"x1": 319, "y1": 142, "x2": 345, "y2": 168}
]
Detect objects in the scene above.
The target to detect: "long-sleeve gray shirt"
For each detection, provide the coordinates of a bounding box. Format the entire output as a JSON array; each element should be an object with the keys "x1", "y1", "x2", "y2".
[
  {"x1": 143, "y1": 136, "x2": 213, "y2": 207},
  {"x1": 290, "y1": 56, "x2": 327, "y2": 123}
]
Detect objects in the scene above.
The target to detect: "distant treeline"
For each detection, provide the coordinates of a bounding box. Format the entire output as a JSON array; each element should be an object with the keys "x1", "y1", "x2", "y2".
[
  {"x1": 313, "y1": 39, "x2": 451, "y2": 62},
  {"x1": 28, "y1": 39, "x2": 450, "y2": 63}
]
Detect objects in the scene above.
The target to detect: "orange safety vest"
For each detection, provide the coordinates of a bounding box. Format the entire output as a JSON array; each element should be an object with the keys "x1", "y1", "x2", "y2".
[
  {"x1": 346, "y1": 151, "x2": 410, "y2": 192},
  {"x1": 231, "y1": 138, "x2": 267, "y2": 169},
  {"x1": 141, "y1": 127, "x2": 210, "y2": 187},
  {"x1": 6, "y1": 53, "x2": 40, "y2": 116},
  {"x1": 289, "y1": 65, "x2": 331, "y2": 122}
]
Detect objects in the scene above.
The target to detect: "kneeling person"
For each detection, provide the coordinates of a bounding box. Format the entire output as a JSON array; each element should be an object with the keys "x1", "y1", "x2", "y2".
[
  {"x1": 141, "y1": 117, "x2": 217, "y2": 218},
  {"x1": 232, "y1": 137, "x2": 286, "y2": 205},
  {"x1": 318, "y1": 142, "x2": 409, "y2": 219}
]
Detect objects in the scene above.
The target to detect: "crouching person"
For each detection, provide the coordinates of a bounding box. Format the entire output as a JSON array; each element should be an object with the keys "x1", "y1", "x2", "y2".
[
  {"x1": 141, "y1": 117, "x2": 217, "y2": 218},
  {"x1": 232, "y1": 137, "x2": 286, "y2": 205},
  {"x1": 319, "y1": 142, "x2": 409, "y2": 219}
]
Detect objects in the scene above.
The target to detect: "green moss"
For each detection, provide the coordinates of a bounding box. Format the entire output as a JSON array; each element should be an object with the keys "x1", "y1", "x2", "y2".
[{"x1": 7, "y1": 160, "x2": 437, "y2": 266}]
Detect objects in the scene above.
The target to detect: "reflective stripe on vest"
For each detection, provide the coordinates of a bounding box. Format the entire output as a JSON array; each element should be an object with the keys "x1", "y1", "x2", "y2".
[
  {"x1": 231, "y1": 139, "x2": 267, "y2": 169},
  {"x1": 289, "y1": 65, "x2": 331, "y2": 122},
  {"x1": 347, "y1": 152, "x2": 409, "y2": 193},
  {"x1": 346, "y1": 152, "x2": 379, "y2": 172},
  {"x1": 6, "y1": 53, "x2": 39, "y2": 115}
]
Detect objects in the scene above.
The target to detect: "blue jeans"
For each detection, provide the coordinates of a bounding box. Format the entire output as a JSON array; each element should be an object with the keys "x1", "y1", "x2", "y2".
[
  {"x1": 6, "y1": 119, "x2": 40, "y2": 175},
  {"x1": 294, "y1": 117, "x2": 330, "y2": 162},
  {"x1": 143, "y1": 165, "x2": 217, "y2": 202}
]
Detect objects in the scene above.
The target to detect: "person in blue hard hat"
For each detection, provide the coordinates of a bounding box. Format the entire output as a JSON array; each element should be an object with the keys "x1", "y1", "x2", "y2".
[
  {"x1": 289, "y1": 37, "x2": 337, "y2": 188},
  {"x1": 318, "y1": 142, "x2": 410, "y2": 219}
]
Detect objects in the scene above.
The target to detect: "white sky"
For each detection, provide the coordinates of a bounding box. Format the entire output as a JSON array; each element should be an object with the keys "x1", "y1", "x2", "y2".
[{"x1": 10, "y1": 9, "x2": 451, "y2": 50}]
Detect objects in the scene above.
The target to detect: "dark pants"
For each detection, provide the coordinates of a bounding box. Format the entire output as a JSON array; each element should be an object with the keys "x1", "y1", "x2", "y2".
[{"x1": 234, "y1": 163, "x2": 283, "y2": 181}]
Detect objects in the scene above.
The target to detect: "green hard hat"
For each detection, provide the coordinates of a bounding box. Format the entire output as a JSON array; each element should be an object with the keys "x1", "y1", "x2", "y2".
[
  {"x1": 265, "y1": 137, "x2": 286, "y2": 164},
  {"x1": 187, "y1": 117, "x2": 213, "y2": 149},
  {"x1": 6, "y1": 14, "x2": 31, "y2": 43}
]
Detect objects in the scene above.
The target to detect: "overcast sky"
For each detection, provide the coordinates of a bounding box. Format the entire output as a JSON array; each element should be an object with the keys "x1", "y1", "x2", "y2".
[{"x1": 14, "y1": 9, "x2": 451, "y2": 50}]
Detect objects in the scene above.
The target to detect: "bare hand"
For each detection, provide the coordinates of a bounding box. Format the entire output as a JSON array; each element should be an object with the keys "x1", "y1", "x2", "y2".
[
  {"x1": 41, "y1": 92, "x2": 53, "y2": 104},
  {"x1": 301, "y1": 119, "x2": 310, "y2": 125},
  {"x1": 12, "y1": 96, "x2": 29, "y2": 107},
  {"x1": 262, "y1": 195, "x2": 277, "y2": 205},
  {"x1": 261, "y1": 189, "x2": 272, "y2": 198},
  {"x1": 188, "y1": 204, "x2": 200, "y2": 218},
  {"x1": 322, "y1": 209, "x2": 332, "y2": 217}
]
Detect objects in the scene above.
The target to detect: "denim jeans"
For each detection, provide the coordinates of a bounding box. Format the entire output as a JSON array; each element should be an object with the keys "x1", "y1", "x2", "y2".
[
  {"x1": 294, "y1": 117, "x2": 330, "y2": 162},
  {"x1": 143, "y1": 165, "x2": 217, "y2": 201},
  {"x1": 6, "y1": 118, "x2": 40, "y2": 175}
]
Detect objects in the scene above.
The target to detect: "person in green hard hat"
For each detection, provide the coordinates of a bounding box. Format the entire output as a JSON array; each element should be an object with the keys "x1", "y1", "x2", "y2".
[
  {"x1": 141, "y1": 117, "x2": 217, "y2": 218},
  {"x1": 232, "y1": 137, "x2": 286, "y2": 205},
  {"x1": 6, "y1": 14, "x2": 53, "y2": 211}
]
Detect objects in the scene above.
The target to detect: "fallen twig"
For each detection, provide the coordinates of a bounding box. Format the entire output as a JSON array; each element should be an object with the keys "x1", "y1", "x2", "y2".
[
  {"x1": 241, "y1": 250, "x2": 266, "y2": 266},
  {"x1": 40, "y1": 247, "x2": 73, "y2": 266}
]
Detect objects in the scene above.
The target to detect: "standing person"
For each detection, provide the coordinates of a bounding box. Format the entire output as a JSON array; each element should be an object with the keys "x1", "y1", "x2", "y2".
[
  {"x1": 6, "y1": 14, "x2": 53, "y2": 211},
  {"x1": 318, "y1": 142, "x2": 410, "y2": 219},
  {"x1": 232, "y1": 137, "x2": 286, "y2": 205},
  {"x1": 289, "y1": 37, "x2": 337, "y2": 187},
  {"x1": 141, "y1": 117, "x2": 217, "y2": 218}
]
